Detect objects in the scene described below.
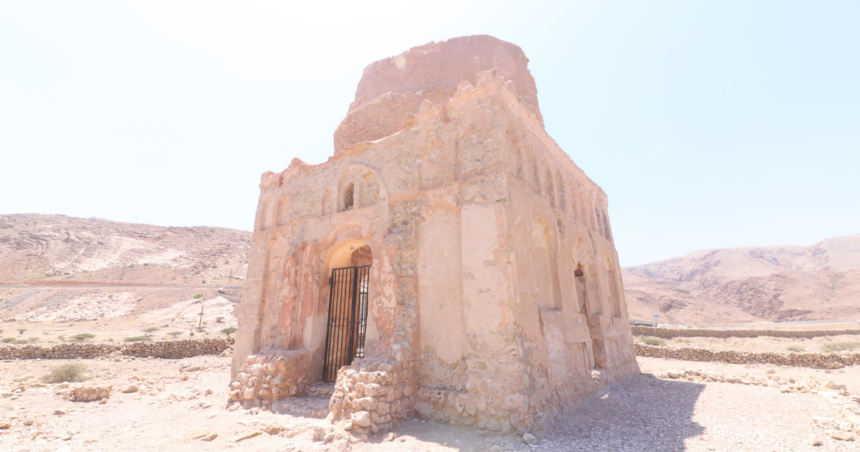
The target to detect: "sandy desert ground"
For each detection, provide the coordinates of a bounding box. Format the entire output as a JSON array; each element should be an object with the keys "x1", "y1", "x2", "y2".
[{"x1": 1, "y1": 354, "x2": 858, "y2": 452}]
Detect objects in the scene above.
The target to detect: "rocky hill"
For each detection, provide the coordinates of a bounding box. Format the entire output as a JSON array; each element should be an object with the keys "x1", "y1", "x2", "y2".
[
  {"x1": 623, "y1": 234, "x2": 860, "y2": 324},
  {"x1": 0, "y1": 214, "x2": 251, "y2": 338},
  {"x1": 0, "y1": 214, "x2": 251, "y2": 286}
]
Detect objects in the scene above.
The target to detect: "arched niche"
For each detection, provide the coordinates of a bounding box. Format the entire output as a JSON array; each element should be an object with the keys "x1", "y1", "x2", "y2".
[
  {"x1": 533, "y1": 218, "x2": 562, "y2": 310},
  {"x1": 572, "y1": 237, "x2": 607, "y2": 368},
  {"x1": 604, "y1": 254, "x2": 622, "y2": 317},
  {"x1": 335, "y1": 165, "x2": 387, "y2": 213}
]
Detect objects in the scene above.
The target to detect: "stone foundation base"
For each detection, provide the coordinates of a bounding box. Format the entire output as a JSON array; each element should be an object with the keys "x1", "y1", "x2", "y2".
[
  {"x1": 412, "y1": 364, "x2": 640, "y2": 435},
  {"x1": 230, "y1": 348, "x2": 310, "y2": 407},
  {"x1": 328, "y1": 359, "x2": 416, "y2": 435}
]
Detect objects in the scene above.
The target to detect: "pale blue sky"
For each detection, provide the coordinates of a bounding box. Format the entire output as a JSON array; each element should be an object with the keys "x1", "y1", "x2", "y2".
[{"x1": 1, "y1": 1, "x2": 858, "y2": 266}]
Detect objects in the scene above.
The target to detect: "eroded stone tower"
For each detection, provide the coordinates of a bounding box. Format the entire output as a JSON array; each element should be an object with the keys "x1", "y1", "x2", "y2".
[{"x1": 231, "y1": 34, "x2": 639, "y2": 436}]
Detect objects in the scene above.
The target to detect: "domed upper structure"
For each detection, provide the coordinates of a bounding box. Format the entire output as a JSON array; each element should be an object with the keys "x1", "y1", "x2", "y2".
[{"x1": 334, "y1": 35, "x2": 543, "y2": 154}]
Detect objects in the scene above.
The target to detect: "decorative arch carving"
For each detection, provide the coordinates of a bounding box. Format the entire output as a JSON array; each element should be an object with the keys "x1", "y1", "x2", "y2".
[
  {"x1": 545, "y1": 168, "x2": 555, "y2": 208},
  {"x1": 572, "y1": 237, "x2": 595, "y2": 269}
]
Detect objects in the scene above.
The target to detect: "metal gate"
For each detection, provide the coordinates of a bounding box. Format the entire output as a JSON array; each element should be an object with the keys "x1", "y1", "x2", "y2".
[{"x1": 322, "y1": 265, "x2": 370, "y2": 381}]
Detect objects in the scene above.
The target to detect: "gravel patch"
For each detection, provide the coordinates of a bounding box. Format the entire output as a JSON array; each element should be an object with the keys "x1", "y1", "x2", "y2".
[{"x1": 538, "y1": 375, "x2": 856, "y2": 452}]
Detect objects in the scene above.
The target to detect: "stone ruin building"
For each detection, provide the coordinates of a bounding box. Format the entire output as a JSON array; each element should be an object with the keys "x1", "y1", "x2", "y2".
[{"x1": 231, "y1": 35, "x2": 639, "y2": 436}]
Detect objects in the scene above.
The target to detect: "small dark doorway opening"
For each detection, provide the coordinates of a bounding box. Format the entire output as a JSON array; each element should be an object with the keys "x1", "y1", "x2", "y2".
[{"x1": 322, "y1": 265, "x2": 370, "y2": 381}]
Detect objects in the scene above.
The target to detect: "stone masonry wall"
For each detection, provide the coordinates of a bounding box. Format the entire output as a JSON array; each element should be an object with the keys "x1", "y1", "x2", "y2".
[
  {"x1": 333, "y1": 88, "x2": 456, "y2": 154},
  {"x1": 230, "y1": 348, "x2": 310, "y2": 407},
  {"x1": 0, "y1": 338, "x2": 233, "y2": 360},
  {"x1": 632, "y1": 326, "x2": 860, "y2": 339},
  {"x1": 635, "y1": 344, "x2": 860, "y2": 369},
  {"x1": 329, "y1": 359, "x2": 416, "y2": 436}
]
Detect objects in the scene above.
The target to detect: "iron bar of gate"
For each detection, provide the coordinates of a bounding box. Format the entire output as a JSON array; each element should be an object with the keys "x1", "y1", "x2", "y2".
[{"x1": 322, "y1": 270, "x2": 335, "y2": 381}]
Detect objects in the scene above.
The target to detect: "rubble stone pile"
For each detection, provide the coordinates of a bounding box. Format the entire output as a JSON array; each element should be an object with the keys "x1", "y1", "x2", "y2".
[{"x1": 67, "y1": 385, "x2": 112, "y2": 402}]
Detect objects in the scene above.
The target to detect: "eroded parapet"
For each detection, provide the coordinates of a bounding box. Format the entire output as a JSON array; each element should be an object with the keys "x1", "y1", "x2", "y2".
[
  {"x1": 230, "y1": 348, "x2": 310, "y2": 407},
  {"x1": 329, "y1": 359, "x2": 417, "y2": 435}
]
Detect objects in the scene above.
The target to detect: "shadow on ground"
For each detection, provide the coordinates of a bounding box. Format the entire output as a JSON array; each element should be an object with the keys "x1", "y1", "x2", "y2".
[
  {"x1": 541, "y1": 375, "x2": 706, "y2": 451},
  {"x1": 349, "y1": 374, "x2": 705, "y2": 452}
]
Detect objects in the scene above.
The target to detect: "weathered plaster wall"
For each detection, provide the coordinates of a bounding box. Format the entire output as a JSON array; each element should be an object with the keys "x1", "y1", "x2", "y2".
[{"x1": 416, "y1": 202, "x2": 465, "y2": 364}]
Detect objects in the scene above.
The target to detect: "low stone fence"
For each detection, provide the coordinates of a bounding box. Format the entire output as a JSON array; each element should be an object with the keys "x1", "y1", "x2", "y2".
[
  {"x1": 635, "y1": 344, "x2": 860, "y2": 369},
  {"x1": 0, "y1": 338, "x2": 234, "y2": 360},
  {"x1": 632, "y1": 326, "x2": 860, "y2": 339}
]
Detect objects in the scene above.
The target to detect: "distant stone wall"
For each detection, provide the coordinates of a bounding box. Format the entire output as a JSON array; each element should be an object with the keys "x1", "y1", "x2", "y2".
[
  {"x1": 635, "y1": 344, "x2": 860, "y2": 369},
  {"x1": 0, "y1": 338, "x2": 233, "y2": 360},
  {"x1": 631, "y1": 326, "x2": 860, "y2": 339}
]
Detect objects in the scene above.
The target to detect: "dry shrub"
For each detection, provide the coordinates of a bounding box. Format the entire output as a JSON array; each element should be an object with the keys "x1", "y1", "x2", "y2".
[
  {"x1": 821, "y1": 342, "x2": 860, "y2": 353},
  {"x1": 641, "y1": 337, "x2": 666, "y2": 346},
  {"x1": 44, "y1": 363, "x2": 88, "y2": 383}
]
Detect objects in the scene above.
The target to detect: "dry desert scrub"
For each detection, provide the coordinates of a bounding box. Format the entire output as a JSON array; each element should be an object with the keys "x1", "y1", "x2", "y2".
[
  {"x1": 641, "y1": 337, "x2": 666, "y2": 346},
  {"x1": 43, "y1": 362, "x2": 88, "y2": 383},
  {"x1": 69, "y1": 333, "x2": 95, "y2": 342},
  {"x1": 821, "y1": 341, "x2": 860, "y2": 353}
]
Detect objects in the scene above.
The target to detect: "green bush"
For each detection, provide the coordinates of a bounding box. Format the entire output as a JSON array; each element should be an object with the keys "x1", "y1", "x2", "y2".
[
  {"x1": 142, "y1": 327, "x2": 160, "y2": 336},
  {"x1": 69, "y1": 333, "x2": 95, "y2": 342},
  {"x1": 167, "y1": 332, "x2": 183, "y2": 338},
  {"x1": 44, "y1": 363, "x2": 88, "y2": 383},
  {"x1": 193, "y1": 294, "x2": 203, "y2": 299},
  {"x1": 216, "y1": 317, "x2": 225, "y2": 323},
  {"x1": 17, "y1": 328, "x2": 26, "y2": 335},
  {"x1": 641, "y1": 337, "x2": 666, "y2": 346},
  {"x1": 786, "y1": 345, "x2": 804, "y2": 352},
  {"x1": 124, "y1": 336, "x2": 151, "y2": 342},
  {"x1": 821, "y1": 342, "x2": 860, "y2": 353},
  {"x1": 2, "y1": 337, "x2": 16, "y2": 343},
  {"x1": 221, "y1": 327, "x2": 238, "y2": 337}
]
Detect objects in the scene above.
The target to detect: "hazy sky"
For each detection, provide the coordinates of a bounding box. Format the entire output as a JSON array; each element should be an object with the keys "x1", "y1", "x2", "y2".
[{"x1": 1, "y1": 1, "x2": 858, "y2": 266}]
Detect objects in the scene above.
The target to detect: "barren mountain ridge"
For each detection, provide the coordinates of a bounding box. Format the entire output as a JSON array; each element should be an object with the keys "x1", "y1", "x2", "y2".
[{"x1": 623, "y1": 234, "x2": 860, "y2": 324}]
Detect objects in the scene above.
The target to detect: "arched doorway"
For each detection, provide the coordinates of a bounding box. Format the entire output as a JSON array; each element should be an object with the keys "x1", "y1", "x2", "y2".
[{"x1": 322, "y1": 240, "x2": 372, "y2": 381}]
